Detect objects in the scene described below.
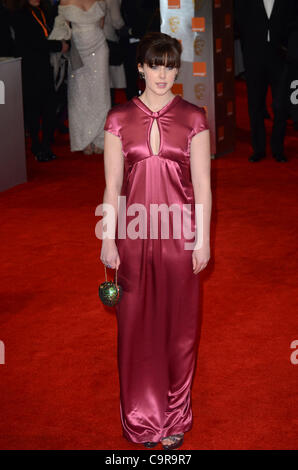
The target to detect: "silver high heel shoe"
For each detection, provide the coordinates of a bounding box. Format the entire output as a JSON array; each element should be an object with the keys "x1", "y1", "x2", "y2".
[{"x1": 161, "y1": 433, "x2": 184, "y2": 450}]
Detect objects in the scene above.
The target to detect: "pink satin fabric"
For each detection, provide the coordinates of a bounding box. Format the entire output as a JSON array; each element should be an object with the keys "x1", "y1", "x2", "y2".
[{"x1": 104, "y1": 95, "x2": 209, "y2": 443}]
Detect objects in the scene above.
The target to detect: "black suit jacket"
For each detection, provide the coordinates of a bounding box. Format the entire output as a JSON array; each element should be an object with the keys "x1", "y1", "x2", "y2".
[
  {"x1": 121, "y1": 0, "x2": 160, "y2": 39},
  {"x1": 234, "y1": 0, "x2": 298, "y2": 64}
]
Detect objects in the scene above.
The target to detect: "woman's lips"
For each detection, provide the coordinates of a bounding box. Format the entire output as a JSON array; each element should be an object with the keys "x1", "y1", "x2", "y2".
[{"x1": 156, "y1": 83, "x2": 167, "y2": 87}]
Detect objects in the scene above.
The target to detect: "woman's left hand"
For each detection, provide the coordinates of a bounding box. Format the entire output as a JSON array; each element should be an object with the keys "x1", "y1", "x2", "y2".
[{"x1": 192, "y1": 244, "x2": 210, "y2": 274}]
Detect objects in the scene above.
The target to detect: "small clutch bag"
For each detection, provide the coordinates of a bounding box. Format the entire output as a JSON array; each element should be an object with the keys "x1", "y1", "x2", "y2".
[{"x1": 99, "y1": 265, "x2": 123, "y2": 306}]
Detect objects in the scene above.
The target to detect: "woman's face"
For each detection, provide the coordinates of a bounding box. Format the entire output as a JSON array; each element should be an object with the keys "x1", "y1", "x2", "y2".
[
  {"x1": 138, "y1": 62, "x2": 178, "y2": 96},
  {"x1": 28, "y1": 0, "x2": 41, "y2": 7}
]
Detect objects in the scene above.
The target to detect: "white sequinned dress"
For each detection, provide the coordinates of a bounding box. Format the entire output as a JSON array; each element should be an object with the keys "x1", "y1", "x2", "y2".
[{"x1": 59, "y1": 2, "x2": 111, "y2": 151}]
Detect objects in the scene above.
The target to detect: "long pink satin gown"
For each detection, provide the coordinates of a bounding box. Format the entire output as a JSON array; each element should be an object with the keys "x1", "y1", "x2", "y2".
[{"x1": 104, "y1": 94, "x2": 209, "y2": 444}]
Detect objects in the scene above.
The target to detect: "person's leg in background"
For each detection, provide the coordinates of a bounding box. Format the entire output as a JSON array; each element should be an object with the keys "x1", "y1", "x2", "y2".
[
  {"x1": 23, "y1": 91, "x2": 50, "y2": 162},
  {"x1": 24, "y1": 96, "x2": 40, "y2": 154},
  {"x1": 269, "y1": 46, "x2": 289, "y2": 162},
  {"x1": 287, "y1": 28, "x2": 298, "y2": 131},
  {"x1": 122, "y1": 40, "x2": 139, "y2": 100},
  {"x1": 55, "y1": 79, "x2": 69, "y2": 134},
  {"x1": 289, "y1": 63, "x2": 298, "y2": 130},
  {"x1": 41, "y1": 82, "x2": 58, "y2": 160},
  {"x1": 244, "y1": 59, "x2": 269, "y2": 162}
]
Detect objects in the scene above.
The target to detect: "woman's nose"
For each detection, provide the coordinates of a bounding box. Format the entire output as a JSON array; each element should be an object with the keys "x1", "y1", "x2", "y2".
[{"x1": 159, "y1": 69, "x2": 166, "y2": 80}]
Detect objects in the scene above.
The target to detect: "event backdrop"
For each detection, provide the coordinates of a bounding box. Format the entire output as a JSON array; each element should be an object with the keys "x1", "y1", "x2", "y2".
[{"x1": 160, "y1": 0, "x2": 236, "y2": 157}]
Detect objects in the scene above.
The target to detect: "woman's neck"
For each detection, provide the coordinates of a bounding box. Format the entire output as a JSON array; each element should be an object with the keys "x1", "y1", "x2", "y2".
[{"x1": 139, "y1": 89, "x2": 175, "y2": 112}]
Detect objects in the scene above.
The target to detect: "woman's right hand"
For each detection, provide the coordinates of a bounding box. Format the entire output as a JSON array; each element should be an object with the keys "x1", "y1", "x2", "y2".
[
  {"x1": 61, "y1": 40, "x2": 69, "y2": 54},
  {"x1": 100, "y1": 239, "x2": 120, "y2": 269},
  {"x1": 99, "y1": 16, "x2": 105, "y2": 29}
]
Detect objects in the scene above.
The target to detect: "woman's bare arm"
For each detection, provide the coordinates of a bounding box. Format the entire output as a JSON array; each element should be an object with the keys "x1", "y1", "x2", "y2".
[
  {"x1": 102, "y1": 131, "x2": 124, "y2": 240},
  {"x1": 109, "y1": 0, "x2": 125, "y2": 30},
  {"x1": 99, "y1": 130, "x2": 123, "y2": 268},
  {"x1": 190, "y1": 129, "x2": 212, "y2": 272}
]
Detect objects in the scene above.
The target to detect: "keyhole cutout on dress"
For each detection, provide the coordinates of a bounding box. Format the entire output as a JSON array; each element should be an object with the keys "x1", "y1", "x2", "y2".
[{"x1": 149, "y1": 119, "x2": 161, "y2": 156}]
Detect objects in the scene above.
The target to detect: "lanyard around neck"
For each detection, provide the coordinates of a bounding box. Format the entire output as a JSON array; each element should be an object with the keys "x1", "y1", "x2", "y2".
[{"x1": 31, "y1": 7, "x2": 48, "y2": 38}]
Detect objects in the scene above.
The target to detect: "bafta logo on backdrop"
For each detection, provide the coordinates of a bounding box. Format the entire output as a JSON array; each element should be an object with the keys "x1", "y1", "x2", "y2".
[
  {"x1": 194, "y1": 83, "x2": 206, "y2": 101},
  {"x1": 194, "y1": 36, "x2": 205, "y2": 56},
  {"x1": 169, "y1": 16, "x2": 180, "y2": 33}
]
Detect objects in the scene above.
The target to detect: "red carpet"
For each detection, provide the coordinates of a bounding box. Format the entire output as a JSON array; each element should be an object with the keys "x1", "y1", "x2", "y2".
[{"x1": 0, "y1": 81, "x2": 297, "y2": 450}]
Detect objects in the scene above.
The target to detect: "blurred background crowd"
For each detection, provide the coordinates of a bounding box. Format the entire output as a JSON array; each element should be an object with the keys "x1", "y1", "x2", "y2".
[
  {"x1": 0, "y1": 0, "x2": 160, "y2": 161},
  {"x1": 0, "y1": 0, "x2": 297, "y2": 163}
]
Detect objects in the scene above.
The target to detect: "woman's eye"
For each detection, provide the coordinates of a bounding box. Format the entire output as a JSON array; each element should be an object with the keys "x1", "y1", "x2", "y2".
[{"x1": 167, "y1": 66, "x2": 174, "y2": 70}]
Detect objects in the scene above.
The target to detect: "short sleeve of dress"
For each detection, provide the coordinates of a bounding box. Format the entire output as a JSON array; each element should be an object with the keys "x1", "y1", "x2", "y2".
[
  {"x1": 104, "y1": 108, "x2": 121, "y2": 138},
  {"x1": 187, "y1": 106, "x2": 209, "y2": 156},
  {"x1": 191, "y1": 107, "x2": 209, "y2": 137}
]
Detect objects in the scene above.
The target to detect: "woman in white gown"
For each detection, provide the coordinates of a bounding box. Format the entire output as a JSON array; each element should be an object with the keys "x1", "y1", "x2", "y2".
[{"x1": 59, "y1": 0, "x2": 111, "y2": 154}]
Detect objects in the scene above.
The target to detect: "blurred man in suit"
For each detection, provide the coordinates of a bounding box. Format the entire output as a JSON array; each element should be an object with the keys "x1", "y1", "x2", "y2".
[
  {"x1": 235, "y1": 0, "x2": 298, "y2": 162},
  {"x1": 120, "y1": 0, "x2": 160, "y2": 100}
]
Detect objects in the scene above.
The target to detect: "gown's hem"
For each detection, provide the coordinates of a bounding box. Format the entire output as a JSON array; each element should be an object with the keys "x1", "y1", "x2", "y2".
[
  {"x1": 122, "y1": 423, "x2": 193, "y2": 444},
  {"x1": 70, "y1": 138, "x2": 105, "y2": 152}
]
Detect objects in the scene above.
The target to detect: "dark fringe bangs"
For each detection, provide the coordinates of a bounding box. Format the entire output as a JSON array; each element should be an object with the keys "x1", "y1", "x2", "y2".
[{"x1": 144, "y1": 44, "x2": 181, "y2": 68}]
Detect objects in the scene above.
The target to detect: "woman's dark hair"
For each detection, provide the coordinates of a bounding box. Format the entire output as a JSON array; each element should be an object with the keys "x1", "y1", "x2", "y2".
[{"x1": 136, "y1": 32, "x2": 182, "y2": 69}]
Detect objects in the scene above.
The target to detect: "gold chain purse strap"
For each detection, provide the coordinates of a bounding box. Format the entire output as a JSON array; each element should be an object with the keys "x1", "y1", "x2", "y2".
[{"x1": 104, "y1": 264, "x2": 118, "y2": 288}]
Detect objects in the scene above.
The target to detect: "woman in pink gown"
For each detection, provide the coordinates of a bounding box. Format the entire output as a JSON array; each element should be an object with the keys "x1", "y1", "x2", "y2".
[{"x1": 100, "y1": 32, "x2": 212, "y2": 449}]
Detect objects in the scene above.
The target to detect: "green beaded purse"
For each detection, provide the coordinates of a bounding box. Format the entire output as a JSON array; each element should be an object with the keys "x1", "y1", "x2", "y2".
[{"x1": 99, "y1": 265, "x2": 123, "y2": 307}]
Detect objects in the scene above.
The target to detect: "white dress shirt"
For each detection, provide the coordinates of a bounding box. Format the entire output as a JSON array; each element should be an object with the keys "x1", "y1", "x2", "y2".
[{"x1": 263, "y1": 0, "x2": 275, "y2": 41}]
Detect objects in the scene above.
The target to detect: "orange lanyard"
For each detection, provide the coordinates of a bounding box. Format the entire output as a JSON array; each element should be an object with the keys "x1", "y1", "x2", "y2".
[{"x1": 31, "y1": 7, "x2": 48, "y2": 38}]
